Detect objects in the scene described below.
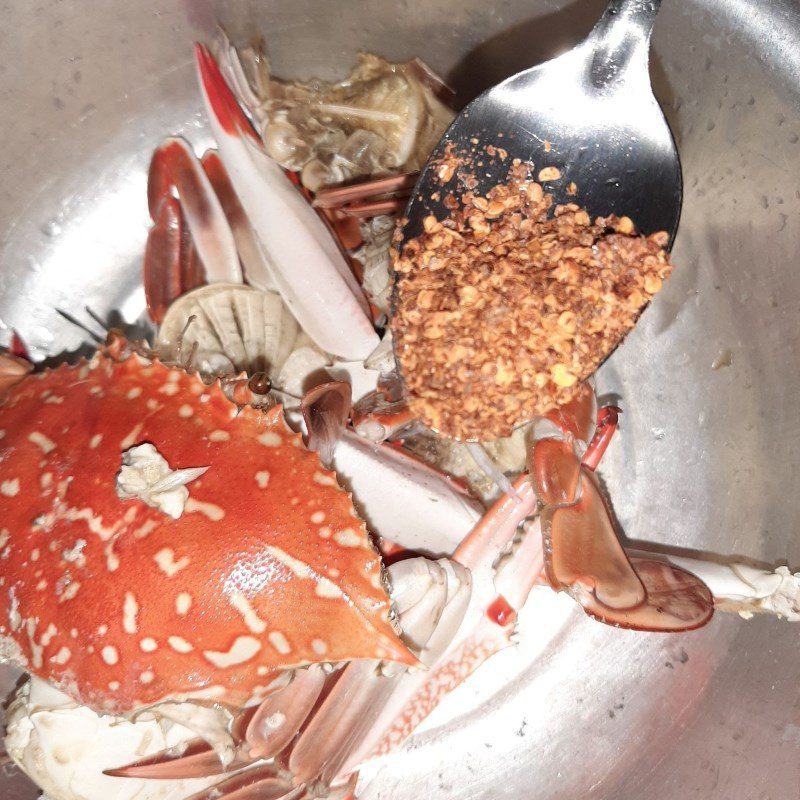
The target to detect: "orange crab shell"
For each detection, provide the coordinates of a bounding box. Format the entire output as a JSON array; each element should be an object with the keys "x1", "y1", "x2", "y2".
[{"x1": 0, "y1": 347, "x2": 414, "y2": 713}]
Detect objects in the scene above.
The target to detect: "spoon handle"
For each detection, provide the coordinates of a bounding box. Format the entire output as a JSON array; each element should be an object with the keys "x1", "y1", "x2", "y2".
[{"x1": 585, "y1": 0, "x2": 662, "y2": 89}]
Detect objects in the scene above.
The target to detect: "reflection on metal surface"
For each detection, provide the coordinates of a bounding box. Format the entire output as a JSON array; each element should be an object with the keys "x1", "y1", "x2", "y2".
[{"x1": 1, "y1": 0, "x2": 800, "y2": 798}]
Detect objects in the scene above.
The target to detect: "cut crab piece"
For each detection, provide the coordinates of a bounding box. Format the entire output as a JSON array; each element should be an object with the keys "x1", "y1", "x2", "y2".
[
  {"x1": 148, "y1": 138, "x2": 243, "y2": 285},
  {"x1": 195, "y1": 44, "x2": 379, "y2": 362},
  {"x1": 0, "y1": 341, "x2": 413, "y2": 713},
  {"x1": 156, "y1": 283, "x2": 304, "y2": 378},
  {"x1": 211, "y1": 32, "x2": 453, "y2": 187}
]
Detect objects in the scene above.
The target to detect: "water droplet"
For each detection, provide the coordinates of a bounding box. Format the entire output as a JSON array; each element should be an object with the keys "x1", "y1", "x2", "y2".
[
  {"x1": 651, "y1": 427, "x2": 666, "y2": 440},
  {"x1": 41, "y1": 219, "x2": 62, "y2": 237}
]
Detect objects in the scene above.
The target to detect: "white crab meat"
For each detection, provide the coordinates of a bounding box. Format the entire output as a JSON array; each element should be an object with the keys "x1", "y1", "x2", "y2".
[{"x1": 5, "y1": 678, "x2": 228, "y2": 800}]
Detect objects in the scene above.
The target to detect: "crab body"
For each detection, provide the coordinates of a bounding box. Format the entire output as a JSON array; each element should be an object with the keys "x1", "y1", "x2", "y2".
[{"x1": 0, "y1": 345, "x2": 411, "y2": 715}]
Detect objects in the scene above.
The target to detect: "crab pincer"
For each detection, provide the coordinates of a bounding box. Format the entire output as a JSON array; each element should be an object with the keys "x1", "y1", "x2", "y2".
[{"x1": 531, "y1": 384, "x2": 714, "y2": 631}]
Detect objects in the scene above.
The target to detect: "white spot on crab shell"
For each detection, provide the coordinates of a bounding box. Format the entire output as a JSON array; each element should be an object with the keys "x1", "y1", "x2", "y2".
[
  {"x1": 140, "y1": 638, "x2": 158, "y2": 652},
  {"x1": 62, "y1": 539, "x2": 87, "y2": 565},
  {"x1": 146, "y1": 399, "x2": 160, "y2": 411},
  {"x1": 0, "y1": 529, "x2": 10, "y2": 549},
  {"x1": 8, "y1": 588, "x2": 21, "y2": 632},
  {"x1": 28, "y1": 432, "x2": 56, "y2": 454},
  {"x1": 59, "y1": 581, "x2": 81, "y2": 602},
  {"x1": 203, "y1": 636, "x2": 261, "y2": 668},
  {"x1": 101, "y1": 646, "x2": 119, "y2": 665},
  {"x1": 30, "y1": 549, "x2": 39, "y2": 562},
  {"x1": 44, "y1": 395, "x2": 64, "y2": 404},
  {"x1": 370, "y1": 573, "x2": 384, "y2": 590},
  {"x1": 333, "y1": 528, "x2": 362, "y2": 548},
  {"x1": 310, "y1": 511, "x2": 325, "y2": 524},
  {"x1": 255, "y1": 471, "x2": 270, "y2": 489},
  {"x1": 134, "y1": 520, "x2": 158, "y2": 539},
  {"x1": 89, "y1": 386, "x2": 103, "y2": 396},
  {"x1": 319, "y1": 527, "x2": 332, "y2": 539},
  {"x1": 313, "y1": 472, "x2": 336, "y2": 487},
  {"x1": 311, "y1": 639, "x2": 328, "y2": 656},
  {"x1": 264, "y1": 712, "x2": 286, "y2": 730},
  {"x1": 210, "y1": 430, "x2": 230, "y2": 442},
  {"x1": 314, "y1": 579, "x2": 343, "y2": 600},
  {"x1": 89, "y1": 434, "x2": 103, "y2": 449},
  {"x1": 229, "y1": 593, "x2": 267, "y2": 634},
  {"x1": 175, "y1": 593, "x2": 192, "y2": 616},
  {"x1": 258, "y1": 432, "x2": 282, "y2": 448},
  {"x1": 257, "y1": 666, "x2": 271, "y2": 676},
  {"x1": 140, "y1": 670, "x2": 155, "y2": 684},
  {"x1": 126, "y1": 387, "x2": 142, "y2": 399},
  {"x1": 0, "y1": 430, "x2": 4, "y2": 439},
  {"x1": 1, "y1": 479, "x2": 20, "y2": 497},
  {"x1": 50, "y1": 646, "x2": 71, "y2": 665},
  {"x1": 70, "y1": 629, "x2": 77, "y2": 638},
  {"x1": 329, "y1": 568, "x2": 340, "y2": 578},
  {"x1": 40, "y1": 473, "x2": 53, "y2": 490},
  {"x1": 40, "y1": 623, "x2": 57, "y2": 648},
  {"x1": 268, "y1": 631, "x2": 291, "y2": 655},
  {"x1": 160, "y1": 383, "x2": 180, "y2": 396},
  {"x1": 108, "y1": 680, "x2": 121, "y2": 691},
  {"x1": 97, "y1": 625, "x2": 108, "y2": 636},
  {"x1": 178, "y1": 404, "x2": 194, "y2": 418},
  {"x1": 167, "y1": 371, "x2": 181, "y2": 382},
  {"x1": 123, "y1": 592, "x2": 139, "y2": 634},
  {"x1": 120, "y1": 423, "x2": 145, "y2": 450},
  {"x1": 36, "y1": 580, "x2": 47, "y2": 591},
  {"x1": 168, "y1": 636, "x2": 194, "y2": 653},
  {"x1": 154, "y1": 548, "x2": 190, "y2": 577},
  {"x1": 185, "y1": 498, "x2": 225, "y2": 521}
]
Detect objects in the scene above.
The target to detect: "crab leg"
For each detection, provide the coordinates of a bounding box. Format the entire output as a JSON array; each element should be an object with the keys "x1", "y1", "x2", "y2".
[
  {"x1": 195, "y1": 43, "x2": 379, "y2": 361},
  {"x1": 201, "y1": 149, "x2": 277, "y2": 292},
  {"x1": 289, "y1": 557, "x2": 465, "y2": 787},
  {"x1": 313, "y1": 173, "x2": 417, "y2": 214},
  {"x1": 244, "y1": 666, "x2": 327, "y2": 760},
  {"x1": 143, "y1": 195, "x2": 185, "y2": 323},
  {"x1": 148, "y1": 137, "x2": 243, "y2": 284}
]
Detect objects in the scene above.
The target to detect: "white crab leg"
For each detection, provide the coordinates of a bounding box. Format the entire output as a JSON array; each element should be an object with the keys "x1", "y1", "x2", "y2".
[
  {"x1": 148, "y1": 138, "x2": 243, "y2": 284},
  {"x1": 330, "y1": 430, "x2": 484, "y2": 556},
  {"x1": 195, "y1": 44, "x2": 379, "y2": 361}
]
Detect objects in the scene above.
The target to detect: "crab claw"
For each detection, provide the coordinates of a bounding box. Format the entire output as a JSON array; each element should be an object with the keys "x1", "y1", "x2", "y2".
[
  {"x1": 533, "y1": 403, "x2": 714, "y2": 632},
  {"x1": 194, "y1": 43, "x2": 379, "y2": 361},
  {"x1": 148, "y1": 137, "x2": 243, "y2": 285}
]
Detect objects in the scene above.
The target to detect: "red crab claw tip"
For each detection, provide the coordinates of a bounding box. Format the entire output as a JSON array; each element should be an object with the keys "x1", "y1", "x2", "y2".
[{"x1": 194, "y1": 42, "x2": 260, "y2": 144}]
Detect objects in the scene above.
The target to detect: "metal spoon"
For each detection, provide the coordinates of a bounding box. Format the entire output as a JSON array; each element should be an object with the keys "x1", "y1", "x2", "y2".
[{"x1": 402, "y1": 0, "x2": 681, "y2": 243}]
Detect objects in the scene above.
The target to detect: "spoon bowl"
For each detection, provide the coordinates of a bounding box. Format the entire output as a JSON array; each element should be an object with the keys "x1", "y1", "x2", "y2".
[{"x1": 403, "y1": 0, "x2": 681, "y2": 243}]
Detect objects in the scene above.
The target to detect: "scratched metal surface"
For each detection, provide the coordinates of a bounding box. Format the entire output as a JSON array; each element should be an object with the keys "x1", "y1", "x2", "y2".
[{"x1": 1, "y1": 0, "x2": 800, "y2": 798}]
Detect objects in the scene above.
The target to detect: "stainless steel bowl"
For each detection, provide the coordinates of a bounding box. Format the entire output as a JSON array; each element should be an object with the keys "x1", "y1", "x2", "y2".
[{"x1": 2, "y1": 1, "x2": 800, "y2": 797}]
